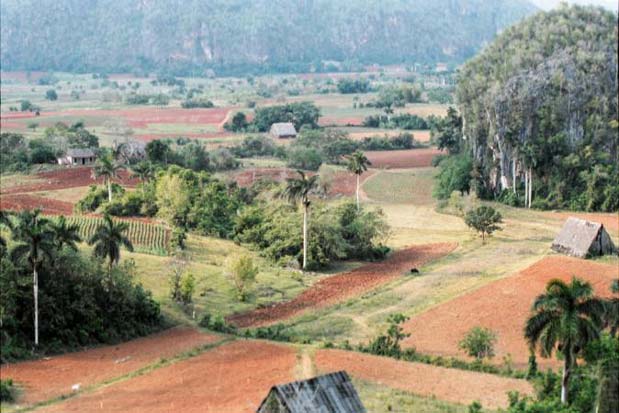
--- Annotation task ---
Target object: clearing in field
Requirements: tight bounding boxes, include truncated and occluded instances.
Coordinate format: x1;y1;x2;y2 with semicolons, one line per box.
364;148;443;169
37;340;297;413
0;327;221;408
315;349;533;410
401;256;619;369
226;243;457;328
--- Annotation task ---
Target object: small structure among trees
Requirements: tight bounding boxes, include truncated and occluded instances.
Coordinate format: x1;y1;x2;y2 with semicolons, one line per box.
57;148;96;166
551;217;616;258
270;122;297;139
257;371;366;413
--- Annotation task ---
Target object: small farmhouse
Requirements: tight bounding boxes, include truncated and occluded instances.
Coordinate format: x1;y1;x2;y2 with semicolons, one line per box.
270;122;297;139
57;148;97;166
256;371;365;413
551;217;616;258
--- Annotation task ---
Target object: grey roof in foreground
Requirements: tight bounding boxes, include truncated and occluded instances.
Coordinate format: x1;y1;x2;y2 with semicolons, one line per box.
257;371;365;413
551;217;616;258
270;122;297;137
66;148;96;158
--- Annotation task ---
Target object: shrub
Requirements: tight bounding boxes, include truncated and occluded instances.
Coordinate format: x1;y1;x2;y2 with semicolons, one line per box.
181;98;214;108
458;326;497;360
464;206;503;243
364;314;410;357
45;89;58;101
199;313;236;334
179;272;195;304
286;147;323;171
433;153;473;199
0;379;15;402
227;255;259;302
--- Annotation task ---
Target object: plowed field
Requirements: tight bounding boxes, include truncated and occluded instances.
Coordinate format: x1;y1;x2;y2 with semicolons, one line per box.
38;340;296;413
1;167;138;195
0;193;73;215
227;243;457;328
315;349;533;409
401;256;618;369
365;148;443;169
0;327;220;407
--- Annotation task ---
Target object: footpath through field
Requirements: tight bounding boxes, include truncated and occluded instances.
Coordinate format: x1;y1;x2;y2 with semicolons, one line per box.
227;242;457;328
401;256;618;369
0;327;221;408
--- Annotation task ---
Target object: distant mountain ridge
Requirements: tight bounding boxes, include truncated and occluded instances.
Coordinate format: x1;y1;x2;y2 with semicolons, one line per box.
0;0;538;75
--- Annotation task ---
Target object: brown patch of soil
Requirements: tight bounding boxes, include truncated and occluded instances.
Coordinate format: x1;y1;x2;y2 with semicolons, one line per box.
39;340;296;413
315;349;533;409
1;327;220;407
0;194;73;215
365;148;444;169
543;211;619;234
328;170;374;197
401;256;618;369
227;243;457;328
1;167;139;195
231;168;296;187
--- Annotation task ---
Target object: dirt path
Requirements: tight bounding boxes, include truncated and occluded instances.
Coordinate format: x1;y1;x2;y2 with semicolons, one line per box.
315;349;534;410
227;243;457;328
401;256;618;369
1;327;221;407
38;340;297;413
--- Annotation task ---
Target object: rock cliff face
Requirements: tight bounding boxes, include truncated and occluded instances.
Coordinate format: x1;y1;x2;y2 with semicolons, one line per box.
457;5;618;201
0;0;536;74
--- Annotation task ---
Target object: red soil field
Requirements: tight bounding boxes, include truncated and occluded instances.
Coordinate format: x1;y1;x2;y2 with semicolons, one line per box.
231;168;371;198
134;131;233;142
227;243;457;328
544;211;619;234
401;256;619;369
38;340;296;413
319;116;364;126
0;71;47;82
328;170;374;197
1;167;139;195
1;327;221;407
365;148;444;169
231;167;296;187
0;194;74;215
315;349;533;409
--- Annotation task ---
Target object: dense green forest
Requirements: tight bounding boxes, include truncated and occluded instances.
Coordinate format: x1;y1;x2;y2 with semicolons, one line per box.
444;5;618;211
0;0;536;75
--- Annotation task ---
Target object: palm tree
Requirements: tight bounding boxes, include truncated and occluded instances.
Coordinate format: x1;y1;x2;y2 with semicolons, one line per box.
130;161;155;184
49;216;81;251
92;155;124;203
10;209;55;346
281;170;319;270
88;214;133;272
604;279;619;337
0;211;12;255
525;277;604;404
346;151;371;209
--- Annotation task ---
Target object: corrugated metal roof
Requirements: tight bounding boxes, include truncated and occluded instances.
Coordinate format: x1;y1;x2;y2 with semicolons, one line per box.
551;217;615;258
270;122;297;137
257;371;365;413
66;148;96;158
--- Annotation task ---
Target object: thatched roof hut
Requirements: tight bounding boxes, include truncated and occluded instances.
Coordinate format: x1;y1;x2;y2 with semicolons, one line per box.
270;122;297;139
551;217;616;258
257;371;365;413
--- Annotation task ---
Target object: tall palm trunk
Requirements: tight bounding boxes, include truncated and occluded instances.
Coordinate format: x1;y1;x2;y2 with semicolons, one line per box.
528;168;533;208
33;264;39;346
356;174;360;210
302;203;308;270
107;178;113;202
524;169;528;207
561;352;572;404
